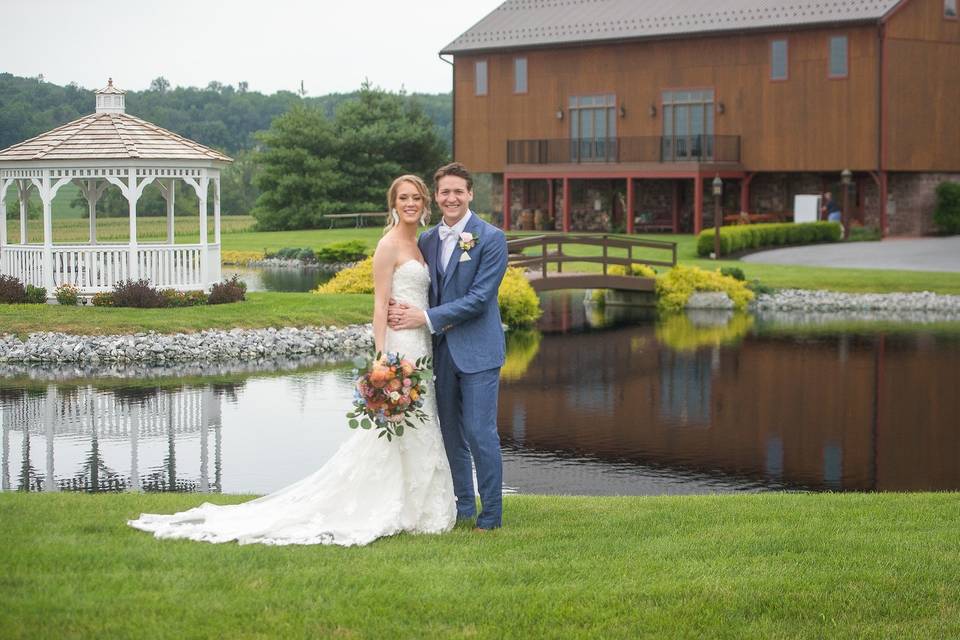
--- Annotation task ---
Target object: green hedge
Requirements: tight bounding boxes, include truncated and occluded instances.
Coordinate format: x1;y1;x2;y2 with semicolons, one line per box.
933;181;960;234
697;222;841;257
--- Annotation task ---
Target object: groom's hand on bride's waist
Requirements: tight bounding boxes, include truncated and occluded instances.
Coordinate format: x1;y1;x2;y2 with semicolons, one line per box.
388;298;427;331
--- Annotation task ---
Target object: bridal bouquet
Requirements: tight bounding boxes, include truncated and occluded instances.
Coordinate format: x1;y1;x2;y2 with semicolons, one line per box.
347;352;432;441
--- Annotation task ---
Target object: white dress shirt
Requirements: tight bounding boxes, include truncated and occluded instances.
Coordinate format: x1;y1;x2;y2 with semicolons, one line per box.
424;211;473;333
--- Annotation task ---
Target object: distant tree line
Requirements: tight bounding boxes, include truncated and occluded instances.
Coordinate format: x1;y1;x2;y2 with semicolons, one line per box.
0;73;452;220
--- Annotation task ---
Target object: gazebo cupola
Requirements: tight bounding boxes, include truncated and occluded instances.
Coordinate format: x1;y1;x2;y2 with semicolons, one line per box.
0;78;232;298
95;78;126;114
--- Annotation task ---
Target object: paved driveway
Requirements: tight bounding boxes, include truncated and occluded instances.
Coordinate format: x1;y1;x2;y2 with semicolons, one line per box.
741;236;960;272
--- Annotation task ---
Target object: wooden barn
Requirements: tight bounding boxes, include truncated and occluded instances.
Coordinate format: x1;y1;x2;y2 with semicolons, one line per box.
441;0;960;236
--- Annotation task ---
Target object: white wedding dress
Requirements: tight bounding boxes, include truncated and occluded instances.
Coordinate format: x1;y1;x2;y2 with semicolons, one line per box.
128;260;456;546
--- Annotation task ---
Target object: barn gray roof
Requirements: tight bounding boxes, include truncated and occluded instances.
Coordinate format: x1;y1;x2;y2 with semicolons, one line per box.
441;0;903;54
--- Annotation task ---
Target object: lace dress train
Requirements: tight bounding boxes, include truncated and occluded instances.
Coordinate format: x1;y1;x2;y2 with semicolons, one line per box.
127;261;456;546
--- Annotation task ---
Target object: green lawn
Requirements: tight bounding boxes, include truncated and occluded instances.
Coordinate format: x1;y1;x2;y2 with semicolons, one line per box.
0;291;371;338
1;492;958;639
4;215;255;244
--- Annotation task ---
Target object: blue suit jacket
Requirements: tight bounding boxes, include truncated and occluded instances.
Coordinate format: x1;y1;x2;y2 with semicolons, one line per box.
419;212;508;374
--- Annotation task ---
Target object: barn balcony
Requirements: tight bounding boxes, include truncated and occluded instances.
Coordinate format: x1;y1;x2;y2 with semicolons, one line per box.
506;135;741;166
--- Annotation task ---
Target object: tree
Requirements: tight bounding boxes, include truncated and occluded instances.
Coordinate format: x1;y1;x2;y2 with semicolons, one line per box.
251;82;448;230
149;76;170;93
251;105;346;230
332;82;448;213
220;149;260;214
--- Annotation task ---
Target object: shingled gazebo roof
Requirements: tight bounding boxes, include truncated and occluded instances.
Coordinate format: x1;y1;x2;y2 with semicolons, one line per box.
0;112;232;163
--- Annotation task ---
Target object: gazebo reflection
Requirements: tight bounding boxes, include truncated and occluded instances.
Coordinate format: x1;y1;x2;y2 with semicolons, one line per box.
0;383;224;493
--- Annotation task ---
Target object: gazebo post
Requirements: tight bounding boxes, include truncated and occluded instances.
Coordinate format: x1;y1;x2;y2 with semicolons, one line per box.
158;178;175;244
40;174;55;292
198;171;210;286
0;180;7;251
17;179;29;244
214;176;221;245
127;168;139;280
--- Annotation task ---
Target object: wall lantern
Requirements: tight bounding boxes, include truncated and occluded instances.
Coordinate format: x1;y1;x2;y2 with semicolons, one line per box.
619;105;626;118
555;108;564;120
717;102;725;115
648;104;657;117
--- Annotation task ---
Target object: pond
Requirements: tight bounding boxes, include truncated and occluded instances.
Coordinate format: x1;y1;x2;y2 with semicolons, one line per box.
222;265;333;292
2;290;959;496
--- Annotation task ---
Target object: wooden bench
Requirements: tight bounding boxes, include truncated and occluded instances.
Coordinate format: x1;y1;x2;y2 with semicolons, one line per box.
324;212;387;229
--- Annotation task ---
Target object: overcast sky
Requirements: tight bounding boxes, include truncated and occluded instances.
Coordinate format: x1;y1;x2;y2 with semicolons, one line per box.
0;0;502;95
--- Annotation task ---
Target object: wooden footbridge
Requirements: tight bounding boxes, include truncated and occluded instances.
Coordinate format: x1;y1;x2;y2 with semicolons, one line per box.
506;234;677;292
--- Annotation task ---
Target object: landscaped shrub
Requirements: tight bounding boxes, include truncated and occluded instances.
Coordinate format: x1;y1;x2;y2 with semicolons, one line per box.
498;267;542;328
655;265;755;312
24;285;47;304
161;289;208;307
933;181;960;234
112;279;166;308
720;266;746;281
608;263;657;278
295;248;317;263
847;225;882;242
91;292;114;307
696;222;841;256
315;256;375;294
55;283;80;306
207;275;247;305
316;240;368;263
0;275;26;304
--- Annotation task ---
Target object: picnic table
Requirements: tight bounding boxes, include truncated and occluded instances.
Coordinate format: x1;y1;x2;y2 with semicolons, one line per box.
324;212;387;228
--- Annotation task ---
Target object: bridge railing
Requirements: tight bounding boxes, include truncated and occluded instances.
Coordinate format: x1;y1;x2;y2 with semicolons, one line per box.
506;234;677;279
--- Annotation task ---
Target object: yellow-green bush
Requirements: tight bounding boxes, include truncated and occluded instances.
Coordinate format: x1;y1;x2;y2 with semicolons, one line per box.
315;256;374;294
498;267;542;328
655;265;754;312
608;263;657;278
221;250;266;265
655;313;754;352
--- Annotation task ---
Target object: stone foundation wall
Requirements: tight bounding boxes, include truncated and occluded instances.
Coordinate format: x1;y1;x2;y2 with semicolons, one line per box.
748;173;824;215
887;173;960;236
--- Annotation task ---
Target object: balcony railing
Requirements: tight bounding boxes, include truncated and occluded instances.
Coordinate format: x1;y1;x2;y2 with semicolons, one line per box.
506;135;741;164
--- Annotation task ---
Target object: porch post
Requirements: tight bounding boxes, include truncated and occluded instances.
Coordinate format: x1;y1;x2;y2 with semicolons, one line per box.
672;180;680;233
547;179;555;229
502;175;511;231
879;171;888;237
127;168;139;280
41;175;54;292
693;174;704;236
199;171;210;286
739;172;754;214
626;177;635;234
562;177;571;233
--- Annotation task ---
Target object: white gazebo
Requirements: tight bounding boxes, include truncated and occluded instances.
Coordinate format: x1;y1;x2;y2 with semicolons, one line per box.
0;79;232;296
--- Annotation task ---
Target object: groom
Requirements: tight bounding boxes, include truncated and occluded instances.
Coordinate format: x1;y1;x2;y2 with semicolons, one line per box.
387;162;508;530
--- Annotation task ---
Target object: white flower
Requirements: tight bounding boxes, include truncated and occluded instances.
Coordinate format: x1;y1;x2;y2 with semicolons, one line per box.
389;391;401;402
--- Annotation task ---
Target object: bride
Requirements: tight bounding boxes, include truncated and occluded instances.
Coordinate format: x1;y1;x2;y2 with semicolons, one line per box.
128;175;456;546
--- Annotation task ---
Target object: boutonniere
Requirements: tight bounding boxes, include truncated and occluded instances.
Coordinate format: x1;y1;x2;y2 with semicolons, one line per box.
458;232;478;262
458;232;478;252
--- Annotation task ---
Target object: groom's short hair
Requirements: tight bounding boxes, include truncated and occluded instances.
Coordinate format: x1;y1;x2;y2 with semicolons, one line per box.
434;162;473;192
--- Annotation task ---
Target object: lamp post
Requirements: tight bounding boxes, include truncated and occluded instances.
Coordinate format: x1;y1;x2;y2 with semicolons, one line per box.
841;169;852;240
712;174;723;259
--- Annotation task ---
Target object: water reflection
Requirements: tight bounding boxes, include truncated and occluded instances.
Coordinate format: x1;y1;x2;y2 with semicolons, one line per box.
498;306;960;492
2;293;959;495
223;266;332;292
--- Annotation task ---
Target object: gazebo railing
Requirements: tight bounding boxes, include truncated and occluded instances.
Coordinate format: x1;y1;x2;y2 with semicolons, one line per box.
0;243;220;293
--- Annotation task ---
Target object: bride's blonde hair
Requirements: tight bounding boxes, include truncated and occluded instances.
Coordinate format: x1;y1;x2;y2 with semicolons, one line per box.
385;174;432;232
